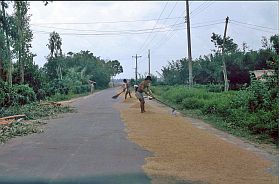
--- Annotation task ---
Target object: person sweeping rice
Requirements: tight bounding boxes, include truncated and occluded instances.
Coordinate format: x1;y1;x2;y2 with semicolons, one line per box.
123;79;132;99
135;76;154;113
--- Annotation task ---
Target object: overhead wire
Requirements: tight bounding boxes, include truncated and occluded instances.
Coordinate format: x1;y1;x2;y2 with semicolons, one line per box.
136;1;169;54
30;16;185;25
143;9;186;53
230;19;278;31
189;1;208;15
32;20;226;37
149;14;185;50
30;22;185;33
191;1;214;19
152;21;225;50
138;1;179;56
230;21;278;34
151;1;215;50
151;1;217;51
31;26;187;36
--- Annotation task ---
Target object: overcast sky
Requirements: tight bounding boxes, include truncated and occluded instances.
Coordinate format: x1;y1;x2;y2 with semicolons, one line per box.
27;1;278;79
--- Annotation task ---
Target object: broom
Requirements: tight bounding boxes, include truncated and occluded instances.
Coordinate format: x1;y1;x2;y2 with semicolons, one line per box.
112;90;124;99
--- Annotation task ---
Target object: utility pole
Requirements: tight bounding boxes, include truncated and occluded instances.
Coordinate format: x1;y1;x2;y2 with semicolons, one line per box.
148;49;151;76
186;0;193;87
222;16;229;91
132;54;142;84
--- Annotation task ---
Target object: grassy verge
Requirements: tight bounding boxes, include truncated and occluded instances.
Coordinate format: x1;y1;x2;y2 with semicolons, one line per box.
46;91;92;102
0;93;80;143
151;85;278;146
0;103;73;120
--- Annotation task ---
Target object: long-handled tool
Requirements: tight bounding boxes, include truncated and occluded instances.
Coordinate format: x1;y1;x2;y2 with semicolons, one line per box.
112;90;124;99
152;97;177;115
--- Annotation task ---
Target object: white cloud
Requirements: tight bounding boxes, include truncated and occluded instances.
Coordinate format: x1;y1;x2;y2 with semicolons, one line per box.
27;1;278;79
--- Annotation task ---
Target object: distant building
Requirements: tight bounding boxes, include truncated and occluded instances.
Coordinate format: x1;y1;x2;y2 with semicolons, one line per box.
249;70;275;81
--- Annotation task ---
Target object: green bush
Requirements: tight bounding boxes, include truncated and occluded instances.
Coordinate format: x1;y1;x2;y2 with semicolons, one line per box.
206;84;224;92
47;93;69;102
36;89;46;101
202;97;231;117
44;79;70;96
0;82;36;107
74;86;82;94
230;90;251;109
181;98;205;109
0;90;5;106
80;85;90;93
12;84;36;105
73;85;89;94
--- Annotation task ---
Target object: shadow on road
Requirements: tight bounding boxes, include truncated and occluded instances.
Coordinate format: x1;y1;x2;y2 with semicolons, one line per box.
0;173;150;184
0;173;205;184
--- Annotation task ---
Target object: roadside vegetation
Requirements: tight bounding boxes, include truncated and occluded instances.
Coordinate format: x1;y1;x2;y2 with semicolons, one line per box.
151;34;279;146
0;1;123;143
152;84;278;145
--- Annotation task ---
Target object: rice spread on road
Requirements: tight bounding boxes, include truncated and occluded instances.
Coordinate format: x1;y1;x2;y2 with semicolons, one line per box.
114;96;278;184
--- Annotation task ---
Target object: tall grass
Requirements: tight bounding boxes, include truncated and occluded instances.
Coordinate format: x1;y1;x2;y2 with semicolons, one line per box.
152;85;278;145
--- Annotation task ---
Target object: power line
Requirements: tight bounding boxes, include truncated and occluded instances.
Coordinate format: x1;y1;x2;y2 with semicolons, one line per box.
138;1;179;55
31;16;185;25
31;26;187;36
30;22;185;33
32;21;225;37
160;1;178;26
230;19;278;31
191;1;214;18
190;1;208;15
152;21;224;50
31;18;224;35
230;22;277;34
136;1;169;54
192;21;224;28
151;2;217;52
192;19;225;25
143;10;186;53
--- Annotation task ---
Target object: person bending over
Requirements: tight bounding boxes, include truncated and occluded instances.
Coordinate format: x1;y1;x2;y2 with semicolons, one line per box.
135;76;153;113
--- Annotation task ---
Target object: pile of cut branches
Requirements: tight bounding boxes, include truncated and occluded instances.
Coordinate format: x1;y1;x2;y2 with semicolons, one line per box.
0;115;44;143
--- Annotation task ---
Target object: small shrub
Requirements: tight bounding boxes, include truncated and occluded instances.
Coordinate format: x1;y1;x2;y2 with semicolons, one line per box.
36;89;46;101
230;90;250;109
206;84;224;92
0;82;36;107
181;98;205;109
202;97;231;117
12;84;36;105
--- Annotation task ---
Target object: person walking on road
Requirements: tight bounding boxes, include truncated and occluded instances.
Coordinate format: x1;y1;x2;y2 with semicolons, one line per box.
135;76;153;113
89;80;96;94
123;79;132;99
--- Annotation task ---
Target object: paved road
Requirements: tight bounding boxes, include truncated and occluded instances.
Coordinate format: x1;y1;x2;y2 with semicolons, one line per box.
0;88;151;184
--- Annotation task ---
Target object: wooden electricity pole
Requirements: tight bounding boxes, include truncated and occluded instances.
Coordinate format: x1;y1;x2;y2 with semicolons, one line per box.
186;0;193;86
222;16;229;91
132;54;142;84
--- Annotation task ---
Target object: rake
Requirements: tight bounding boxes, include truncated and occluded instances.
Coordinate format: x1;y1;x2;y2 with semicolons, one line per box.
152;97;177;115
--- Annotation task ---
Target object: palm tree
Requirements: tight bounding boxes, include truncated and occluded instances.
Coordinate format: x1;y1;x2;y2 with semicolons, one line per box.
47;31;62;58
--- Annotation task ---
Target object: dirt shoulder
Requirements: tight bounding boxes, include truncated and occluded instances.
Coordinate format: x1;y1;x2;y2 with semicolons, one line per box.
114;95;278;184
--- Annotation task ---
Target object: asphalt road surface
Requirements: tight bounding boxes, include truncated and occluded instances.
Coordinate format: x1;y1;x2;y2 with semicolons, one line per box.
0;88;151;184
